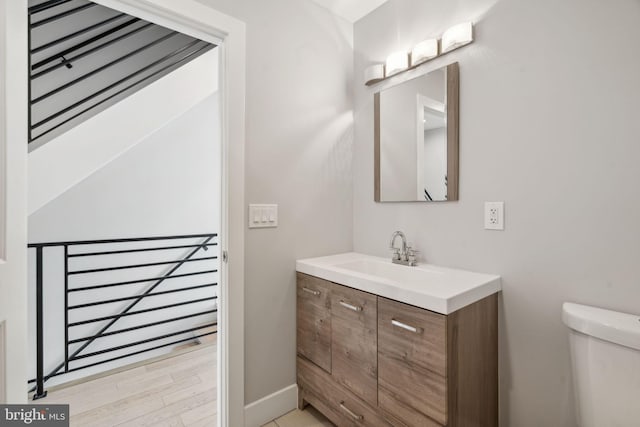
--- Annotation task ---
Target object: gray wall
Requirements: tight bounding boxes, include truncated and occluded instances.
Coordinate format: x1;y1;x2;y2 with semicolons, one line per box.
354;0;640;426
197;0;354;404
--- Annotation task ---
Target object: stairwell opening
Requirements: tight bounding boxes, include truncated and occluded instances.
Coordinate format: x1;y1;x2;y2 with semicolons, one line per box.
26;1;222;425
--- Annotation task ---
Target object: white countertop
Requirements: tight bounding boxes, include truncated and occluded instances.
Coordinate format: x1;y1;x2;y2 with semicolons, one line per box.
296;252;501;314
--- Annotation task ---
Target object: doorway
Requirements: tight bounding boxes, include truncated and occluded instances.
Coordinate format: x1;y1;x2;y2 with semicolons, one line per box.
0;1;246;426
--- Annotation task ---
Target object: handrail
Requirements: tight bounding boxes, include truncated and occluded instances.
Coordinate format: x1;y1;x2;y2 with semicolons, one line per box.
31;22;155;79
28;232;218;248
31;43;214;141
31;17;141;70
68;242;217;257
31;30;179;104
27;0;217;143
32;38;204;129
68;269;218;292
29;0;75;15
30;2;97;28
70;322;218;361
68;309;218;344
67;255;217;275
68;283;216;309
31;13;128;54
68;297;218;327
29;233;218;399
29;331;216;381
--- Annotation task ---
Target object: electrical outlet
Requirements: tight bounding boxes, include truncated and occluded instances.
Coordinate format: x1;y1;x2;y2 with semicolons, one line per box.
484;202;504;230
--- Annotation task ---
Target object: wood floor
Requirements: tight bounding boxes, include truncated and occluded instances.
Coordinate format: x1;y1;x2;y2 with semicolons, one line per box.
262;407;334;427
37;343;217;427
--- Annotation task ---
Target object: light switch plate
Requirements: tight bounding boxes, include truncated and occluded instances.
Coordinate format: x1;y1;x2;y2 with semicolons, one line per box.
484;202;505;230
249;204;278;228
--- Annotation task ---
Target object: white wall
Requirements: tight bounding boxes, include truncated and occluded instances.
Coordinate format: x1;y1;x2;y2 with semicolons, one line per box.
28;48;218;214
28;94;220;386
423;127;446;201
354;0;640;425
0;0;29;404
29;93;220;240
196;0;354;406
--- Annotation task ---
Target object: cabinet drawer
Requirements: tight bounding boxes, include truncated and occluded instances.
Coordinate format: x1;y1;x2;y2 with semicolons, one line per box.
298;356;391;427
297;273;332;372
378;297;447;425
331;283;378;408
379;386;442;427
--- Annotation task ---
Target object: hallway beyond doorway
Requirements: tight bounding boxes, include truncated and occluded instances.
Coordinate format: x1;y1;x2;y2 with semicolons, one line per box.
37;342;216;427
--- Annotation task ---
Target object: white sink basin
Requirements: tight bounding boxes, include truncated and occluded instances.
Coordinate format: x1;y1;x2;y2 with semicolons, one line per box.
335;259;444;284
296;252;501;314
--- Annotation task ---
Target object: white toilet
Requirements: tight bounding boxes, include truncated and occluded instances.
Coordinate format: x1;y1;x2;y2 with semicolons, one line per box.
562;302;640;427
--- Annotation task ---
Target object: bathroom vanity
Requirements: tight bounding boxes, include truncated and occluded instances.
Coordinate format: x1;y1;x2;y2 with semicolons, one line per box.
296;253;501;427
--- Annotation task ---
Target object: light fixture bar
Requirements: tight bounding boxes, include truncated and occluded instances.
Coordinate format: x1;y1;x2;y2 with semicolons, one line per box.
364;22;474;86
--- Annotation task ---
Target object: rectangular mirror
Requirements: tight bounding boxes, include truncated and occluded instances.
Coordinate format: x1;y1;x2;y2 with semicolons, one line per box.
374;62;459;202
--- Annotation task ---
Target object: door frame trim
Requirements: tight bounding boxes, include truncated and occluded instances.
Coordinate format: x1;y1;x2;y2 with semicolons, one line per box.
24;0;245;424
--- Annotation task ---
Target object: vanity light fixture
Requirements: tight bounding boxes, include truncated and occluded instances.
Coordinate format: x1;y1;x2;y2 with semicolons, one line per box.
385;51;409;77
364;22;474;86
411;39;439;67
441;22;474;53
364;63;385;86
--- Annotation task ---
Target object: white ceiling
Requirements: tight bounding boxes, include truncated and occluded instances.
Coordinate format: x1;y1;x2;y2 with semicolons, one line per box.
310;0;389;23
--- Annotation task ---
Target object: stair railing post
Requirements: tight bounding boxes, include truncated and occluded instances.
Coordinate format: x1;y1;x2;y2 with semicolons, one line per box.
33;246;48;400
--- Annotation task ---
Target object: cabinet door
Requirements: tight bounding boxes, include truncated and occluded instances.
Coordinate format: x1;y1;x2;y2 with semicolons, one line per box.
331;283;378;408
378;297;447;426
297;273;332;372
298;356;392;427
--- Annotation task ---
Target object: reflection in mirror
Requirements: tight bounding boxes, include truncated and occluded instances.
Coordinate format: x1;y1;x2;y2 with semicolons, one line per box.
374;63;459;202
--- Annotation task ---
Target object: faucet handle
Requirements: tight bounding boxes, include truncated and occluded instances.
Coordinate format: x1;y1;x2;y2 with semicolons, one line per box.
390;247;401;260
406;246;420;265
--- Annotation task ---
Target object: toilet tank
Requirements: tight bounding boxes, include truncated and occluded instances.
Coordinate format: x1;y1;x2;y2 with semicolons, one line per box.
562;303;640;427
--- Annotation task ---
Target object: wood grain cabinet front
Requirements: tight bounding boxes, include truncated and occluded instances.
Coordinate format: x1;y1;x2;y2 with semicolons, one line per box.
296;273;498;427
297;273;332;373
299;356;391;427
330;283;378;408
377;297;448;426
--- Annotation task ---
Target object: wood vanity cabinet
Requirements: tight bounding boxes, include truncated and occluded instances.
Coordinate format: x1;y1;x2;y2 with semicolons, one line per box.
330;283;378;407
296;272;498;427
297;273;332;372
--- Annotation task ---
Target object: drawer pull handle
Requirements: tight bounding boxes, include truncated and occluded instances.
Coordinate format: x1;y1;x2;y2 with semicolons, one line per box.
392;319;423;334
339;401;363;421
302;287;320;296
339;300;363;312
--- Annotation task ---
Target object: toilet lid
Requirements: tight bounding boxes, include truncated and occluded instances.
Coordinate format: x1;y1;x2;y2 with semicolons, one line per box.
562;302;640;351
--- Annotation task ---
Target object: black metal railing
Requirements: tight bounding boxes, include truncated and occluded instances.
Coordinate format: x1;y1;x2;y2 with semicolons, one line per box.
28;233;219;400
28;0;216;143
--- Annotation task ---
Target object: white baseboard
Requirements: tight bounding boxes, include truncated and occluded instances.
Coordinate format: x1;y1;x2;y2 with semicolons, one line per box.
244;384;298;427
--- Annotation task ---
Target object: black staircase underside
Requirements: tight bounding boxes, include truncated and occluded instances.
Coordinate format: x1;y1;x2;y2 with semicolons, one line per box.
28;0;216;144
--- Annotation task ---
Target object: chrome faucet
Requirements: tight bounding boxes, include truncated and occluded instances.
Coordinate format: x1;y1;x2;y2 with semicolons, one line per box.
389;231;418;266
